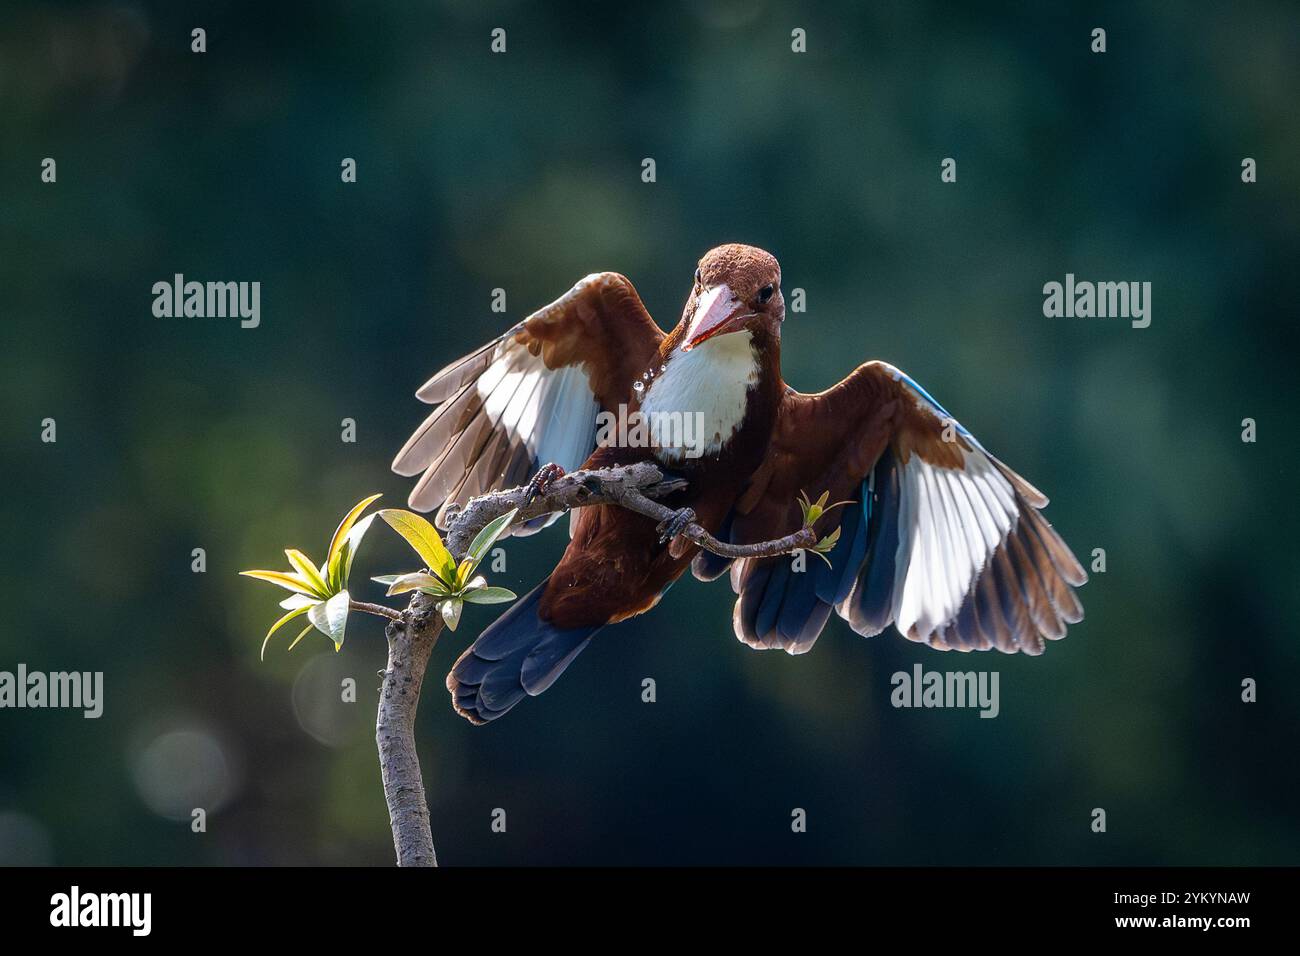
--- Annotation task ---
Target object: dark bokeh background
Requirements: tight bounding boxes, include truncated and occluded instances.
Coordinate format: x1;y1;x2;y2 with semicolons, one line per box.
1;0;1297;865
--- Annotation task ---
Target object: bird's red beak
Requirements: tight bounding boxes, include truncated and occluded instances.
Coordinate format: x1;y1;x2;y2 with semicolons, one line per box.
682;284;753;351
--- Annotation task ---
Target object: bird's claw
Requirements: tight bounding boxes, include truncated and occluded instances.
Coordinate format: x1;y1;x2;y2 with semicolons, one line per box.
524;462;567;506
657;507;696;545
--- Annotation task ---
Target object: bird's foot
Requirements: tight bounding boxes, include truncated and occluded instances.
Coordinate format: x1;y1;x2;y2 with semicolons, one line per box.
524;462;567;506
657;507;697;545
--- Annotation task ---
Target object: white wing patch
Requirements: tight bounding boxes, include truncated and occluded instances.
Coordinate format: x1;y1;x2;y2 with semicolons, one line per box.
890;447;1018;640
532;365;599;472
393;332;598;517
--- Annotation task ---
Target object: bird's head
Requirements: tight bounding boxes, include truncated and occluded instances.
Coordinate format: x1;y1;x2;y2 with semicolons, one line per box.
679;244;783;352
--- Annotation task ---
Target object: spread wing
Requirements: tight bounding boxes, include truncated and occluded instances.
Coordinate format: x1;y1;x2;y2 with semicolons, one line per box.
713;361;1086;655
392;273;664;530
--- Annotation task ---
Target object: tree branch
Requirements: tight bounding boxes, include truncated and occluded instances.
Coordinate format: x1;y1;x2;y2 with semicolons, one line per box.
439;461;687;556
377;460;821;865
376;591;439;866
439;460;818;559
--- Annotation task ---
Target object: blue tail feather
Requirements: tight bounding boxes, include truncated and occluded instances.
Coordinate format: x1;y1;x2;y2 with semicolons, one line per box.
447;577;601;724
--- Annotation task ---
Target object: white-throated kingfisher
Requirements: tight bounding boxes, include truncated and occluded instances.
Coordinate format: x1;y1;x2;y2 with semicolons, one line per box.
393;244;1086;724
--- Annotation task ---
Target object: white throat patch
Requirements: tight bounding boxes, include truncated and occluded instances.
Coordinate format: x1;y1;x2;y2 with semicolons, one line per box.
641;332;760;462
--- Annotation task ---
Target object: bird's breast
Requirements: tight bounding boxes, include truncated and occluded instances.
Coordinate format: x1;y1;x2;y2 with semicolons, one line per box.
638;333;761;464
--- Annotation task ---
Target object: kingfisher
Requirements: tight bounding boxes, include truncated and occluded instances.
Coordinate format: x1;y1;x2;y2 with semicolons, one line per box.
393;244;1086;724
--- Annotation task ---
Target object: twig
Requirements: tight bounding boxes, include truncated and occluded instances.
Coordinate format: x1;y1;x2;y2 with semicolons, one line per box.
614;486;819;558
378;460;821;866
351;599;402;622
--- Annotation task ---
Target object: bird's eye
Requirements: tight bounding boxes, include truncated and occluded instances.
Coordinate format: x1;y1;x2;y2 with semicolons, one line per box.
758;284;774;303
695;269;702;285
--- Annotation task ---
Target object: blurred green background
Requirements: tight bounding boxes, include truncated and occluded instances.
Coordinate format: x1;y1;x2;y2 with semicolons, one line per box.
1;0;1297;866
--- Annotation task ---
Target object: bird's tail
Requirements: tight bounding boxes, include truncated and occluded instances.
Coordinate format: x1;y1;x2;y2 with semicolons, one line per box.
447;577;603;724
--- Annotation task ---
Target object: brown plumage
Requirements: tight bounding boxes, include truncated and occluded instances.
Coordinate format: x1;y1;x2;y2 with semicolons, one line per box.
393;244;1086;723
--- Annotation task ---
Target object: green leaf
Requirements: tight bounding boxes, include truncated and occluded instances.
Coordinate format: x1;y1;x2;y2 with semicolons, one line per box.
308;590;351;651
462;586;517;605
455;558;475;588
382;572;447;596
797;489;853;529
260;604;312;660
326;494;382;577
328;512;376;592
440;598;463;631
286;622;316;652
806;547;834;568
378;509;455;583
462;508;517;578
797;489;819;525
285;549;329;597
813;526;842;553
240;569;319;597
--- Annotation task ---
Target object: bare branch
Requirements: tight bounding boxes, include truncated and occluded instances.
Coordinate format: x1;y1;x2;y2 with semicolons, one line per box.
613;486;819;558
441;460;816;559
440;461;687;556
350;599;402;622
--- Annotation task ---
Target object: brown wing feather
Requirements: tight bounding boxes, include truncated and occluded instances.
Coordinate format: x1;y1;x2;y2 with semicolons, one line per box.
393;272;664;517
728;361;1086;655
